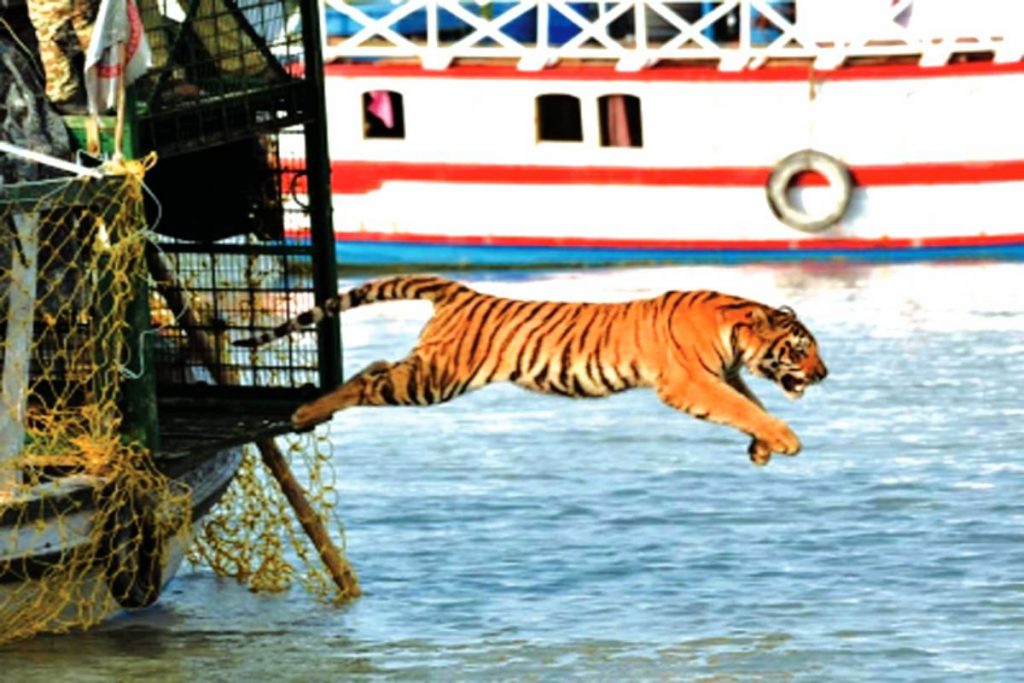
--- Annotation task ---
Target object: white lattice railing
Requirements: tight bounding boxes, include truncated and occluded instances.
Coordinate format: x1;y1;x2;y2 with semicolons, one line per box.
321;0;1024;71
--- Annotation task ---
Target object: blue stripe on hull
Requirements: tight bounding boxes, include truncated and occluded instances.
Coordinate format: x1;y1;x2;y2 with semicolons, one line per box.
327;241;1024;268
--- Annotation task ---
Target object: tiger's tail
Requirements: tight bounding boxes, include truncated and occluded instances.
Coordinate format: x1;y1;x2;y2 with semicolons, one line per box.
233;275;463;348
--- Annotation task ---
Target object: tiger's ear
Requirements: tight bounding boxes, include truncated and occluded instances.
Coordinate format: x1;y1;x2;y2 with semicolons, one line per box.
771;306;797;325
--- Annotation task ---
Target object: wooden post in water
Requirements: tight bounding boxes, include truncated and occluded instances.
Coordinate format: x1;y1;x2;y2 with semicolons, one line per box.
256;440;361;598
146;248;359;598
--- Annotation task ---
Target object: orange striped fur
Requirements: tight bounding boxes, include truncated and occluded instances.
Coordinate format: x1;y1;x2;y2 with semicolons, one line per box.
235;275;827;465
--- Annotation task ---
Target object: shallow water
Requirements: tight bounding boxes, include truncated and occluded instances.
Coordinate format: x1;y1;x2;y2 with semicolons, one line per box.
4;262;1024;682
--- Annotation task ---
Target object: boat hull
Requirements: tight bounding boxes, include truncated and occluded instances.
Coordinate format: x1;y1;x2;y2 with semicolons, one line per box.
315;61;1024;268
0;448;242;637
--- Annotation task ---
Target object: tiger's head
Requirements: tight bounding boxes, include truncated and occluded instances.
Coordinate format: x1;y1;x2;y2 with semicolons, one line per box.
741;306;827;399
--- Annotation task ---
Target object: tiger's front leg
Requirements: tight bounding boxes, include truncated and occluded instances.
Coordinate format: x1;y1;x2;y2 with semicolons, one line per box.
726;373;778;466
657;375;801;466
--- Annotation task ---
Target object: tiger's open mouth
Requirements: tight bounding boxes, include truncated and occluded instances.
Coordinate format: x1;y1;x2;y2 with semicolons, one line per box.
781;374;806;397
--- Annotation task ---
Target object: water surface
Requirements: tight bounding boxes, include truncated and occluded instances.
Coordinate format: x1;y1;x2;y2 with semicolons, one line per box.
3;262;1023;682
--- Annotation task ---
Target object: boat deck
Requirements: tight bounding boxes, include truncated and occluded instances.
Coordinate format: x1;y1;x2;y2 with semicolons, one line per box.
157;405;296;461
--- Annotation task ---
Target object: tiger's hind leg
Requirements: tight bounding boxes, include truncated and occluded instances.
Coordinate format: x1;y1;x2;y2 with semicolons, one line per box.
291;355;458;431
291;360;394;431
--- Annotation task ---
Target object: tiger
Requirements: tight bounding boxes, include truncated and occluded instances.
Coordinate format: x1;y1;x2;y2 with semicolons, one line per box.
235;275;827;466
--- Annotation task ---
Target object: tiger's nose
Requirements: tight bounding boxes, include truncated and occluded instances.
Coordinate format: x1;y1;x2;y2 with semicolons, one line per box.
814;363;828;382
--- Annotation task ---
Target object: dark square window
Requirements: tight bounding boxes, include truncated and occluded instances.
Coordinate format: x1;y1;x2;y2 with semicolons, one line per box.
536;94;583;142
363;90;405;139
599;94;643;148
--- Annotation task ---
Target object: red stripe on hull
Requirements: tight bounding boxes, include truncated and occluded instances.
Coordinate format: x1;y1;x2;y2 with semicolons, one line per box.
288;229;1024;252
328;159;1024;194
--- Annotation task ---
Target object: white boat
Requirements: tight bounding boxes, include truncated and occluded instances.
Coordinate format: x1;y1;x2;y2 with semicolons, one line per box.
309;0;1024;266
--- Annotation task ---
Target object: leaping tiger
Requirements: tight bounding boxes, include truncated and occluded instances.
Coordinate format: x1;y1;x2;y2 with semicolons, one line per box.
235;275;827;466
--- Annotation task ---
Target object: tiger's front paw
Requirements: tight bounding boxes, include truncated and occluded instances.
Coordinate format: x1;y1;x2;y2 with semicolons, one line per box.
757;421;802;457
748;439;772;467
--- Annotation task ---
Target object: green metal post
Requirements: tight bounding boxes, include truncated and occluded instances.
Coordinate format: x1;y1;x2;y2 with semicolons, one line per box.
117;98;160;452
300;0;343;391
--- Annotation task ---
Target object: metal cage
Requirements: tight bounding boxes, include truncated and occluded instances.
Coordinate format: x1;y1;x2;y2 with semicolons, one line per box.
135;0;340;424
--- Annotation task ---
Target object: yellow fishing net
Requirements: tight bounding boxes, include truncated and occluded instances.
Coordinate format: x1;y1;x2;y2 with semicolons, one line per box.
0;161;190;645
188;432;357;601
0;160;357;647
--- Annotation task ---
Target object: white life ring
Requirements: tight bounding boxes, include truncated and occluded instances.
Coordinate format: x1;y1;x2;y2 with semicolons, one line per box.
766;149;852;233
